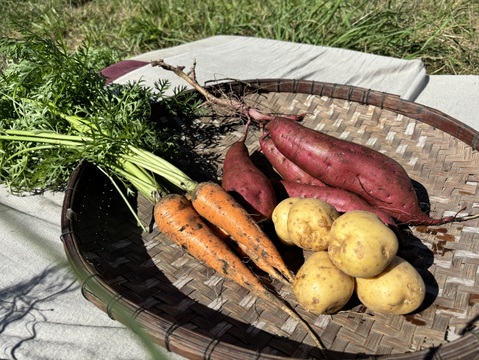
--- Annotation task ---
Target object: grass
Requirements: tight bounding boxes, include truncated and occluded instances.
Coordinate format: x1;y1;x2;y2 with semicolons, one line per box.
0;0;478;75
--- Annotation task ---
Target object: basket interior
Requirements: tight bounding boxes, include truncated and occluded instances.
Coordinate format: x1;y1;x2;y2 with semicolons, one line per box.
63;81;479;359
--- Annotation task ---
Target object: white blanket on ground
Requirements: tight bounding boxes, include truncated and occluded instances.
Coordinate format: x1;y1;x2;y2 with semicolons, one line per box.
122;35;428;101
1;36;478;360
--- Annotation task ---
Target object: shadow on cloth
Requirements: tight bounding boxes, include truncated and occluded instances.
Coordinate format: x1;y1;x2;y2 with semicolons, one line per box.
0;265;79;359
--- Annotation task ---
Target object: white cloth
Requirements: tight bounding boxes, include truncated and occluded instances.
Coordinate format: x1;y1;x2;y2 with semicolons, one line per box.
0;190;163;360
415;75;479;130
2;36;478;360
122;35;427;101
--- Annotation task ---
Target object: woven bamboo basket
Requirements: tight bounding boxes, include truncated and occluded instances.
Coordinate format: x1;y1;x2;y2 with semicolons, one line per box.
60;79;479;360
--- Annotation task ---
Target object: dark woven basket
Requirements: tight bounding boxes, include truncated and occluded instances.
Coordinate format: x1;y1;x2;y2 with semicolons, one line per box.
61;79;479;360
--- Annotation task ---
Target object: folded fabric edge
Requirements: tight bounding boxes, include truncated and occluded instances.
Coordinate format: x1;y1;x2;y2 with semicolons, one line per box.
101;36;243;83
130;35;243;61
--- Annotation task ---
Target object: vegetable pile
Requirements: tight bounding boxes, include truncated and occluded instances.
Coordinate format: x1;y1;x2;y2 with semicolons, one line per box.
2;36;478;351
149;60;479;319
0;36;325;348
152;60;479;229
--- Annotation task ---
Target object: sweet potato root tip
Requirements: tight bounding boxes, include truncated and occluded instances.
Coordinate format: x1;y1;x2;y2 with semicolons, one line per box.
400;212;479;226
191;181;294;285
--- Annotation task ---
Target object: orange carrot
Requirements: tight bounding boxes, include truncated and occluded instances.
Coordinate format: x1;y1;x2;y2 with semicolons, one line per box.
153;194;324;349
206;220;250;260
189;181;295;285
155;194;264;289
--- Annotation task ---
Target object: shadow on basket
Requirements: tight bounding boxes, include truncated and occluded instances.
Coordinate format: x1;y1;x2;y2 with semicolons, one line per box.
62;162;339;359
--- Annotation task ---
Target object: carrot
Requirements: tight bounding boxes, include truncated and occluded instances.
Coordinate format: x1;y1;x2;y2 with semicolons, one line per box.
155;194;258;285
209;219;294;281
265;117;470;225
206;219;249;260
190;181;295;285
133;144;294;287
222;122;277;221
154;194;325;349
259;134;326;187
120;142;294;285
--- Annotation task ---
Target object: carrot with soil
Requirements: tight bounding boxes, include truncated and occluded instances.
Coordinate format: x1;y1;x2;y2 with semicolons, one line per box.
206;220;250;260
154;194;325;349
190;181;294;285
154;194;258;284
121;147;294;285
222;121;277;221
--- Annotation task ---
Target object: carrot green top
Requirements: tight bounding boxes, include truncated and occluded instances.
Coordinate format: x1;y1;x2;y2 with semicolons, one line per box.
0;35;201;230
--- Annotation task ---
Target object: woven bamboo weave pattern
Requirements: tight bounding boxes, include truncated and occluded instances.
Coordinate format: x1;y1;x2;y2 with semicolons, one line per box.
61;79;479;360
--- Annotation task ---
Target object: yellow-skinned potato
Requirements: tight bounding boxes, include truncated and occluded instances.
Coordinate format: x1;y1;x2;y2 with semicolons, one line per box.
294;251;355;315
272;197;301;246
328;210;398;278
287;198;339;251
355;256;426;315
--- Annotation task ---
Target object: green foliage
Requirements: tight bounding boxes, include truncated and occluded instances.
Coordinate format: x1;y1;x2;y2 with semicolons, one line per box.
0;35;200;194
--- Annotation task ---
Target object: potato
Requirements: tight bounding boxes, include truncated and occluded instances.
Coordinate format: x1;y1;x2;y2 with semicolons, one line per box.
272;197;301;246
328;210;398;278
355;256;426;315
287;198;339;251
294;251;355;314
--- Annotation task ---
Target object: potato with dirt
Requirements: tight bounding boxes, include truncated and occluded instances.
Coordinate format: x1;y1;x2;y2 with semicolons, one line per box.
328;210;398;278
355;256;426;314
271;197;301;246
294;251;355;315
286;198;339;251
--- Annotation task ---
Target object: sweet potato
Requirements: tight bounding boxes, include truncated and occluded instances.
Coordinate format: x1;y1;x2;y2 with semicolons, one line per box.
265;117;454;225
153;59;473;226
259;135;326;187
275;180;395;225
222;125;277;221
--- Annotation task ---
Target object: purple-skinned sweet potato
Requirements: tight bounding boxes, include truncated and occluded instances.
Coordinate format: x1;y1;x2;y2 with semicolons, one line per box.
260;135;326;187
265;117;458;225
275;180;395;226
222;125;277;221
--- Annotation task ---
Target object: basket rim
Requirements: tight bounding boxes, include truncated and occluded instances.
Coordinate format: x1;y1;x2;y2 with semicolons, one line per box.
60;78;479;360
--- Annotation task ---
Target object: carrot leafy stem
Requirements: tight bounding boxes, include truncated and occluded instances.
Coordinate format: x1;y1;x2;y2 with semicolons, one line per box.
1;34;202;229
